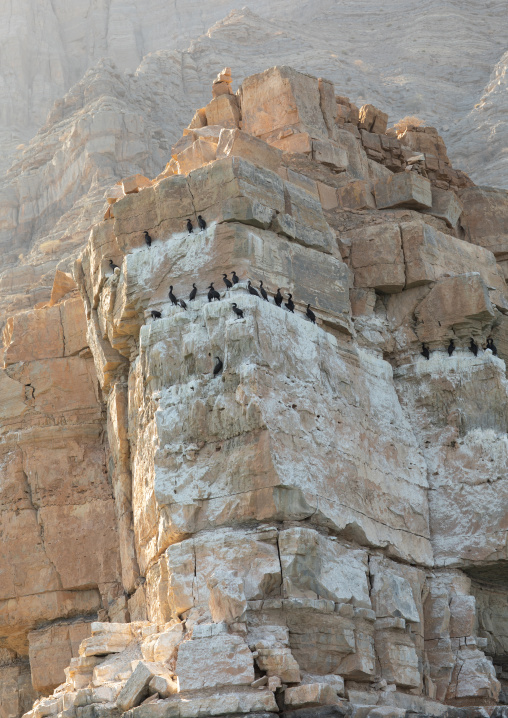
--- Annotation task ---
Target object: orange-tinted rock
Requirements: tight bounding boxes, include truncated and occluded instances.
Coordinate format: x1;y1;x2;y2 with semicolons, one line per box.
122;174;152;195
358;104;389;134
348;222;405;293
240;66;329;142
204;95;240;129
28;621;92;694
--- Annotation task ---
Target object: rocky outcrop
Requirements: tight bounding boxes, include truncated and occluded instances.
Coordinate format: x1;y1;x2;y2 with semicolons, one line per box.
1;64;508;718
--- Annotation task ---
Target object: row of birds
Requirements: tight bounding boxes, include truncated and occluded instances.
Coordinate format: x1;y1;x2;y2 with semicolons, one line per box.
146;272;317;324
421;337;497;359
109;218;208;271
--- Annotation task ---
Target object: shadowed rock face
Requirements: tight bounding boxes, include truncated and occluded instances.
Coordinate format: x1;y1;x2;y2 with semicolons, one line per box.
1;65;508;718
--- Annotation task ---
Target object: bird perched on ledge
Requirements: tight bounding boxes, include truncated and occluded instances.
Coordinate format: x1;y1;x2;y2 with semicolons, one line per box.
208;283;221;302
469;338;478;356
213;357;223;376
186;219;193;233
144;231;152;247
150;310;161;319
448;339;455;356
259;281;268;301
285;293;295;313
109;259;120;271
168;286;178;306
248;281;259;297
231;271;239;285
232;303;244;319
179;298;187;310
306;304;316;324
198;215;207;231
421;344;430;360
274;289;283;307
189;283;197;301
223;273;232;289
486;337;497;355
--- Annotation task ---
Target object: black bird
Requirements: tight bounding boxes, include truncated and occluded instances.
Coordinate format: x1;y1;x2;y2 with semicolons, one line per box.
213;357;223;376
189;283;197;301
223;273;233;290
179;299;188;310
306;304;316;324
487;337;498;355
168;286;178;306
285;293;295;313
259;281;268;301
232;303;244;319
198;215;207;231
248;281;259;297
447;339;455;356
144;231;152;247
274;289;283;307
208;283;221;302
150;310;162;319
109;259;120;271
421;344;430;360
186;219;193;233
231;271;239;285
469;338;478;357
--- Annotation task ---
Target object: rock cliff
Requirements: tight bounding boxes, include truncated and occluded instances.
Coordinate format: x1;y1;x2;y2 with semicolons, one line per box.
1;64;508;718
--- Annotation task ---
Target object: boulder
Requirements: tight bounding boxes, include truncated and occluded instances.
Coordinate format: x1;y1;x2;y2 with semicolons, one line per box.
204;95;240;129
336;180;375;210
422;186;463;228
459;186;508;260
374;172;432;210
122;174;152;195
175;634;254;690
285;684;339;708
414;274;496;343
347;222;405;293
240;66;329;142
216;128;283;173
176;138;217;174
359;104;389;134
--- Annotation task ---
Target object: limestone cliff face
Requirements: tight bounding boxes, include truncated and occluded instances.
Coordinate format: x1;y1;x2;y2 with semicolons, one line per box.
1;65;508;718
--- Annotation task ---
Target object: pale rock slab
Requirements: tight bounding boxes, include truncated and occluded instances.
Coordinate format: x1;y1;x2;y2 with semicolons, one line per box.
175;634;255;690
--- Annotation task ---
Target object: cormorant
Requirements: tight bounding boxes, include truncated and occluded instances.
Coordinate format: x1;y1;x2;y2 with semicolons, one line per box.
189;283;197;301
186;219;193;233
144;231;152;247
259;281;268;301
248;281;259;297
150;310;161;319
109;259;120;271
487;337;498;355
213;357;223;376
179;299;187;310
231;271;239;285
208;283;221;302
168;286;178;306
285;293;295;313
448;339;455;356
274;289;283;307
306;304;316;323
469;338;478;357
198;215;207;231
232;303;244;319
223;273;233;290
421;344;430;360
